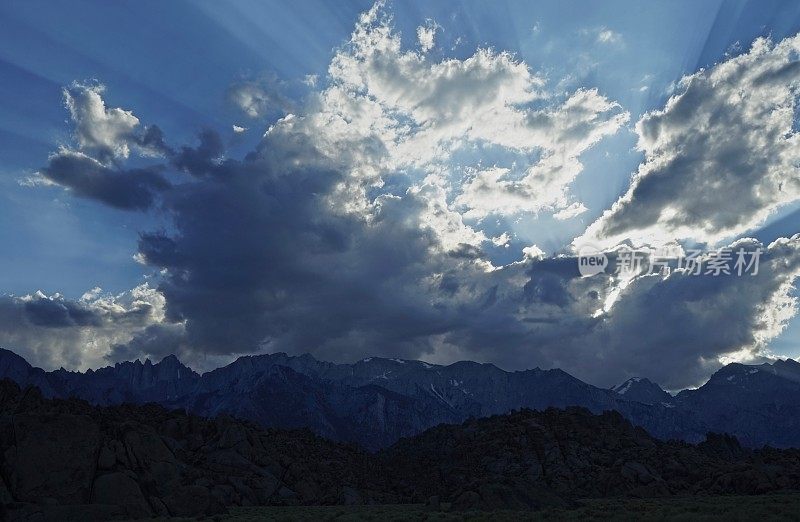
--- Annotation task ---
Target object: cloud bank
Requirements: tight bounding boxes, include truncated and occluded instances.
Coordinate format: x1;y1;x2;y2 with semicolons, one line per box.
5;4;800;389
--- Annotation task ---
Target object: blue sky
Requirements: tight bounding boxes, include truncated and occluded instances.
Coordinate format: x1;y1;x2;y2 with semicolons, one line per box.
1;0;799;385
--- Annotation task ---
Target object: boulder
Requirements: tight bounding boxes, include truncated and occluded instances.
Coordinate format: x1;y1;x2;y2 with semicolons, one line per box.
149;495;170;516
0;473;12;504
122;428;181;493
122;428;176;468
90;472;152;518
5;413;100;504
341;485;363;505
162;484;211;517
96;445;116;470
451;490;481;511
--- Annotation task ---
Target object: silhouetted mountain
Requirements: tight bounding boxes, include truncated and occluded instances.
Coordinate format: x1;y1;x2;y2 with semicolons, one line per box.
3;380;800;519
2;348;800;449
0;348;199;404
178;363;460;450
611;377;673;406
182;352;710;446
674;360;800;448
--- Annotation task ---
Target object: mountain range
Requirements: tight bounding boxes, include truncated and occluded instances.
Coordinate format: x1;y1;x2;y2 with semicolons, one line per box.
2;348;800;450
5;377;800;519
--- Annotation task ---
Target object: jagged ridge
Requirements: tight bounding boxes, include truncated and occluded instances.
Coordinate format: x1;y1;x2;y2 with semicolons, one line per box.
3;348;800;449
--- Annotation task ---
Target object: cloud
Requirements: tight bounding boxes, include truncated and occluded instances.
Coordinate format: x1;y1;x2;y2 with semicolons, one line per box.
63;82;170;162
416;20;439;53
324;3;627;221
596;28;622;45
63;82;140;161
13;4;800;390
35;83;172;210
452;89;627;218
228;78;293;118
442;235;800;389
491;232;511;247
553;202;588;220
171;130;225;178
582;236;800;388
131;121;469;362
333;7;627;153
579;35;800;248
40;149;170;210
0;285;169;370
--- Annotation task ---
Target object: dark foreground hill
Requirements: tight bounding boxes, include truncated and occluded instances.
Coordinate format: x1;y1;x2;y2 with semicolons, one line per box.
0;380;388;521
383;408;800;510
2;379;800;520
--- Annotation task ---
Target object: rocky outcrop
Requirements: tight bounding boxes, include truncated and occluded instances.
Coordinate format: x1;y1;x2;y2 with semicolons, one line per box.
4;412;100;505
381;408;800;505
90;472;151;518
0;380;383;520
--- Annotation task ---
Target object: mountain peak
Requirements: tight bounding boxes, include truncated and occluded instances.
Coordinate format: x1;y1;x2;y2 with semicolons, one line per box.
769;358;800;383
158;354;181;366
612;377;671;405
706;359;800;387
152;354;197;383
612;377;645;393
0;348;32;368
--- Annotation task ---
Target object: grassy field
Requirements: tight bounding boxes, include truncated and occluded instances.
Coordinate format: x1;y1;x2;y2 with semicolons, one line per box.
202;494;800;521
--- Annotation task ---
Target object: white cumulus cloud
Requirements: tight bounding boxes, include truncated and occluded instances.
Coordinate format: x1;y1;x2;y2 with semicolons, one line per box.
579;35;800;249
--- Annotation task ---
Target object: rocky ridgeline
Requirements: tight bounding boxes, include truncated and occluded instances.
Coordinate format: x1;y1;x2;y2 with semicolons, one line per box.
2;379;800;520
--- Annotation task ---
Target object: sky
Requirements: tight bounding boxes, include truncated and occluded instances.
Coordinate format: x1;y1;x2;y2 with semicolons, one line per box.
1;0;800;389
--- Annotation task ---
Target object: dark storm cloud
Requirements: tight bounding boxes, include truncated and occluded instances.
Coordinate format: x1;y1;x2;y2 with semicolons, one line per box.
40;151;170;210
23;297;103;328
460;237;800;389
137;125;173;157
585;238;800;388
132;125;460;362
523;256;581;307
171;130;225;177
107;323;186;364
